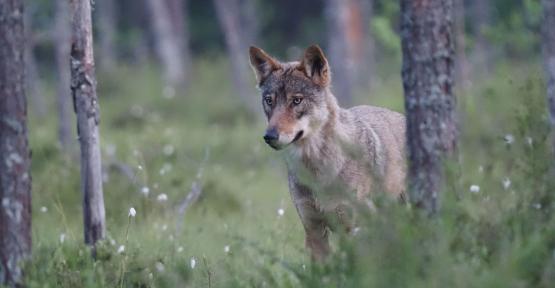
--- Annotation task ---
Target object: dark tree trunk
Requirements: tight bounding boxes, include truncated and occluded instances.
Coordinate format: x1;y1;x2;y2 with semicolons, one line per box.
401;0;458;215
213;0;258;113
0;0;32;286
96;0;117;72
454;0;470;89
469;0;493;72
70;0;106;248
24;6;46;118
145;0;186;89
55;0;73;151
542;0;555;156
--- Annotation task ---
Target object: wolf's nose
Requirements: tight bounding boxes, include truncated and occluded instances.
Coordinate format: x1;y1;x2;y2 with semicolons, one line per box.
263;128;279;143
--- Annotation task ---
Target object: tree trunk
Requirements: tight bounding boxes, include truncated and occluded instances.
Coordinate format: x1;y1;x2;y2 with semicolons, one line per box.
55;0;73;151
96;0;117;72
166;0;192;88
145;0;186;89
454;0;470;89
359;0;377;91
24;6;47;118
326;0;371;105
70;0;106;248
0;0;32;285
470;0;493;73
401;0;458;215
542;0;555;156
213;0;259;114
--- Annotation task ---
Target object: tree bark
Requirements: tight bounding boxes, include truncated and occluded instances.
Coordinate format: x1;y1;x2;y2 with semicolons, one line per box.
70;0;106;247
55;0;73;151
0;0;32;285
96;0;117;72
213;0;259;114
542;0;555;156
401;0;458;215
145;0;186;89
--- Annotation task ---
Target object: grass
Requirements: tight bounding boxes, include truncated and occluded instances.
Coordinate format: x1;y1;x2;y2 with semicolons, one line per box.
24;57;555;287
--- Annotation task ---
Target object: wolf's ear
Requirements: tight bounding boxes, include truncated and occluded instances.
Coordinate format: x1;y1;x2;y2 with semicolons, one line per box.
300;45;330;86
249;46;279;84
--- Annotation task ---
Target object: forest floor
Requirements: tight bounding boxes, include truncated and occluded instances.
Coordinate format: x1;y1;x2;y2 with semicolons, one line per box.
25;58;555;287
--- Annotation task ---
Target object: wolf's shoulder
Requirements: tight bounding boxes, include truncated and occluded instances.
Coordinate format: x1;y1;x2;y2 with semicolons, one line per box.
347;105;405;124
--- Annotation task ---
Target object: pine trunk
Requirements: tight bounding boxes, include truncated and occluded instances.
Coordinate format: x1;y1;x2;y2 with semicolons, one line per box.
542;0;555;156
0;0;32;285
145;0;185;89
213;0;258;113
70;0;106;247
401;0;458;215
55;0;73;151
454;0;470;89
96;0;117;72
24;7;46;118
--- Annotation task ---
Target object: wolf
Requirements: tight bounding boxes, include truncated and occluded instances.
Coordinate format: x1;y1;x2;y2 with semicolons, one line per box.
248;45;406;261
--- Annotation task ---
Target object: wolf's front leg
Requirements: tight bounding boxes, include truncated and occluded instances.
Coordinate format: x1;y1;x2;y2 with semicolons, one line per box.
288;173;330;261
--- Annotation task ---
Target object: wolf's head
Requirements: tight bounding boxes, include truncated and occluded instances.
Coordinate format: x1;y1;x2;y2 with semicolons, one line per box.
249;45;334;150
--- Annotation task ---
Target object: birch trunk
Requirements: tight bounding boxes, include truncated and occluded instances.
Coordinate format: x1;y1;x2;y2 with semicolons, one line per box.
70;0;106;247
145;0;185;89
542;0;555;156
0;0;32;285
56;0;73;151
401;0;458;215
213;0;258;114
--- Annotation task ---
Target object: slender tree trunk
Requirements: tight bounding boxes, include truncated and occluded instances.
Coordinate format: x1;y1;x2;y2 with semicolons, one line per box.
24;6;46;118
542;0;555;156
454;0;470;89
401;0;458;215
96;0;117;72
326;0;371;104
70;0;106;248
0;0;32;285
470;0;492;73
145;0;185;89
359;0;377;91
55;0;73;151
166;0;192;88
213;0;258;113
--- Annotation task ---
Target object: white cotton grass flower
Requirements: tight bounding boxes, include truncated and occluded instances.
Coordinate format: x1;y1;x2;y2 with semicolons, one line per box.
155;262;165;272
129;207;137;217
117;245;125;254
502;177;511;190
224;245;230;254
162;224;168;231
137;165;143;171
526;136;533;146
533;203;542;210
190;257;196;269
59;233;66;244
40;206;48;213
277;208;284;217
141;186;150;196
157;193;168;202
478;165;484;173
163;144;175;156
177;246;184;253
504;134;514;145
469;185;480;193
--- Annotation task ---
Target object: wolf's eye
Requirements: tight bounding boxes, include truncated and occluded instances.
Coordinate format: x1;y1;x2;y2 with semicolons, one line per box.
264;97;273;106
292;97;303;105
